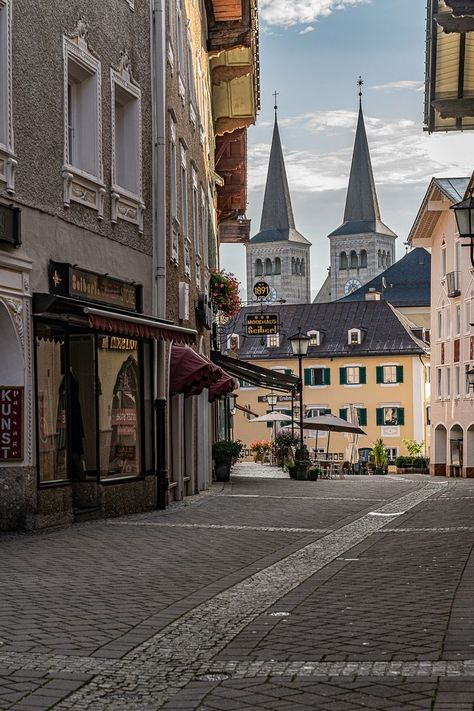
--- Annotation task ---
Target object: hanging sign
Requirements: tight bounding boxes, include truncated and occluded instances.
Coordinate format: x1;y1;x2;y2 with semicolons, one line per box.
246;313;279;336
0;387;23;461
253;281;270;299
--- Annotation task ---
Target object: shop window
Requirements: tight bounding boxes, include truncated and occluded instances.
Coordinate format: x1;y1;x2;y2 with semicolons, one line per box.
98;340;141;478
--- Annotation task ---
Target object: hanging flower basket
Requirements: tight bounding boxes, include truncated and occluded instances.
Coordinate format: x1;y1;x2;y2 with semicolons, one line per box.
210;269;241;317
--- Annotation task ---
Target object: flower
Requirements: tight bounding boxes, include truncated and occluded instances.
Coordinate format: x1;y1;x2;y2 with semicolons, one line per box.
210;269;241;317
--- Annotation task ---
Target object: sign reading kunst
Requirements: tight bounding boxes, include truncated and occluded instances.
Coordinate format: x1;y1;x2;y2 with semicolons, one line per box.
0;387;23;461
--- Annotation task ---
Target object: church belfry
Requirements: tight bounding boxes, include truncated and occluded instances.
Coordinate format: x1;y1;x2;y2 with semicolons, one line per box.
327;79;397;301
246;98;311;304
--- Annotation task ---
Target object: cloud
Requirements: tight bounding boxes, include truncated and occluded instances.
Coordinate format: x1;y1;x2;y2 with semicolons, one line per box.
369;80;425;92
299;25;315;34
247;110;474;195
259;0;370;27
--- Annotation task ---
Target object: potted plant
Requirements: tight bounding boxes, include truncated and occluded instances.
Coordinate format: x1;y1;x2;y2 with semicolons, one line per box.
371;438;388;475
250;439;271;463
212;440;243;482
295;446;311;481
209;269;241;318
308;466;320;481
274;431;300;468
287;458;296;479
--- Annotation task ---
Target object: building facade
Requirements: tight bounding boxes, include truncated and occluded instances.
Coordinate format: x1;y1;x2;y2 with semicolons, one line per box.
410;176;474;477
225;300;429;462
245;111;311;305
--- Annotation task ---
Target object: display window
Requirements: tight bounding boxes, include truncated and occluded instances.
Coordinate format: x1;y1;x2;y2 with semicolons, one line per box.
35;323;152;484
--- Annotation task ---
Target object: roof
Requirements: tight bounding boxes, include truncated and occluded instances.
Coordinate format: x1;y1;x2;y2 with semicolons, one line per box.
223;300;428;361
313;273;332;303
328;102;396;240
250;113;311;246
408;177;470;246
339;248;431;307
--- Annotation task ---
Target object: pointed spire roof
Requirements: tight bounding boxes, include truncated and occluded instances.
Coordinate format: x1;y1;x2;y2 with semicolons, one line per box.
329;82;396;239
259;114;295;231
250;102;310;245
343;100;381;223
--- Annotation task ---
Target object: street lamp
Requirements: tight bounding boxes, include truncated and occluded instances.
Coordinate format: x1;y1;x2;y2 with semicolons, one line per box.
288;328;310;453
267;391;278;411
451;187;474;267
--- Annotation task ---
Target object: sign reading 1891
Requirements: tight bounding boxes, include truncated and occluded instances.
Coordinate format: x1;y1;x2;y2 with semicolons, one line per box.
253;281;270;298
246;313;279;336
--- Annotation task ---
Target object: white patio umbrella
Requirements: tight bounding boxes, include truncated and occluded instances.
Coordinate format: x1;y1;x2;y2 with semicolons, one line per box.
301;414;366;456
249;412;294;423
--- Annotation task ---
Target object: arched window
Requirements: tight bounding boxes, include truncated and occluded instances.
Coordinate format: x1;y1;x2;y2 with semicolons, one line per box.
360;250;367;268
382;251;386;267
264;258;272;275
295;258;300;275
378;249;381;267
255;259;263;276
350;250;358;269
340;251;348;270
274;257;281;275
386;251;391;267
292;257;295;274
300;259;305;276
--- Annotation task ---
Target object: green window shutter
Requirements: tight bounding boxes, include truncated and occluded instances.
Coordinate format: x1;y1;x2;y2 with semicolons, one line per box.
324;408;331;415
376;366;383;384
396;365;404;383
304;368;312;386
339;408;348;420
359;367;367;384
283;409;292;417
358;408;367;427
323;368;331;385
238;378;244;387
340;367;347;384
285;369;293;375
376;408;384;426
397;408;405;426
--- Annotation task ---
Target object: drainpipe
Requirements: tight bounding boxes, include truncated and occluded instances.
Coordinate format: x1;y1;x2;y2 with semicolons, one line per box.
151;0;168;508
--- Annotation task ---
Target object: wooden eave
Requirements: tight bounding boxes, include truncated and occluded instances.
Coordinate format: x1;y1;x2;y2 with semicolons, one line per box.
219;219;251;243
215;128;249;239
206;0;254;53
408;182;453;246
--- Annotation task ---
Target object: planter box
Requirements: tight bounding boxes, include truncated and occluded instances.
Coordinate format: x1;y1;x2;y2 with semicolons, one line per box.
215;460;231;482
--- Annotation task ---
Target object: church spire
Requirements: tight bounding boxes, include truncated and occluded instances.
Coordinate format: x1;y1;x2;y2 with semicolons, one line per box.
343;78;381;224
259;94;296;232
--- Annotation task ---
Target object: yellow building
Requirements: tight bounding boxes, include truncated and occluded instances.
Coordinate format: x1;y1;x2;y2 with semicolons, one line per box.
226;299;429;463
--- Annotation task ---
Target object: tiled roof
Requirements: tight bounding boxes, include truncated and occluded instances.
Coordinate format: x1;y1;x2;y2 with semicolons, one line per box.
339;248;431;307
224;300;427;361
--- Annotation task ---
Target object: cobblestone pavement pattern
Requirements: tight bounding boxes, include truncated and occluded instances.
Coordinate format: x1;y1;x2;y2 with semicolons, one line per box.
1;465;474;709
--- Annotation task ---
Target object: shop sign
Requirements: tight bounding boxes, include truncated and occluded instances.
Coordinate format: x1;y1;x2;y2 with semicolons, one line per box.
0;204;21;248
246;313;279;336
49;262;140;312
99;336;137;351
0;387;23;461
253;281;270;299
258;394;292;403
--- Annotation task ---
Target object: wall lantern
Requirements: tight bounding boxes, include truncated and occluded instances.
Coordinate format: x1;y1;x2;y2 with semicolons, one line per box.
451;188;474;267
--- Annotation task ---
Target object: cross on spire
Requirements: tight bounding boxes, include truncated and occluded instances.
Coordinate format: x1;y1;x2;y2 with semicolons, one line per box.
357;76;363;105
273;90;279;119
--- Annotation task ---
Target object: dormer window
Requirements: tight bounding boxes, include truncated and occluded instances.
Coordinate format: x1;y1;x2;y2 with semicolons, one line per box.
348;328;363;345
307;330;322;346
267;334;279;348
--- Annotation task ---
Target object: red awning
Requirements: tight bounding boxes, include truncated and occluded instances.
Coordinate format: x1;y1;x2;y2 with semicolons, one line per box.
85;308;197;346
170;346;223;396
208;373;237;403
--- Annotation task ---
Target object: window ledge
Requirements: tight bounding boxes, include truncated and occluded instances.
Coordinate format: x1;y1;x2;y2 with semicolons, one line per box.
343;384;363;388
380;382;400;387
62;166;105;218
111;187;145;233
0;146;17;194
307;385;328;389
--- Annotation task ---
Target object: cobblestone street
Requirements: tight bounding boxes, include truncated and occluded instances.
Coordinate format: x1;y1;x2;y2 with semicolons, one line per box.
1;465;474;710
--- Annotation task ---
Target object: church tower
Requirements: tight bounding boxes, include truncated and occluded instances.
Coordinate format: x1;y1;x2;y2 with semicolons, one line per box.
246;101;311;304
327;81;397;302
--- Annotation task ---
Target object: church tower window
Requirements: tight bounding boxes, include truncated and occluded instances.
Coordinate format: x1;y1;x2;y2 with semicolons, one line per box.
301;259;305;276
340;252;348;270
386;251;391;267
360;250;367;268
264;258;272;275
274;257;281;275
255;259;263;276
350;250;358;269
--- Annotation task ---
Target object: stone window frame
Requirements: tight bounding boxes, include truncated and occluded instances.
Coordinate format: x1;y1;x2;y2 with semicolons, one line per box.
0;0;16;193
169;113;179;265
186;28;198;127
176;0;186;103
180;141;191;277
307;330;321;347
348;328;362;345
62;25;105;218
110;55;144;233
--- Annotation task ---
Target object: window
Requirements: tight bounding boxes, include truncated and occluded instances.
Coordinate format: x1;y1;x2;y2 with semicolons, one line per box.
360;249;367;268
437;367;442;398
437;311;443;339
340;366;366;385
238;378;254;389
456;240;461;273
386;251;391;267
426;406;431;425
169;115;178;221
274;257;281;275
63;29;104;215
465;301;471;333
191;166;200;255
456;304;461;336
376;365;403;384
255;259;263;276
455;365;461;398
180;143;188;239
301;259;305;276
201;186;208;267
426;364;431;383
385;447;398;464
307;330;321;346
378;249;381;267
340;252;348;270
446;308;451;339
446;366;451;398
176;0;185;100
304;367;330;386
339;406;367;426
187;35;197;124
348;329;363;345
265;258;272;275
0;0;14;191
306;406;331;417
441;246;447;277
267;334;279;348
376;407;404;426
350;250;358;269
111;58;143;231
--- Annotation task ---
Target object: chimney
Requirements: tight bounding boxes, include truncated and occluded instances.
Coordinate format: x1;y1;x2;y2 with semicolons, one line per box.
365;288;381;301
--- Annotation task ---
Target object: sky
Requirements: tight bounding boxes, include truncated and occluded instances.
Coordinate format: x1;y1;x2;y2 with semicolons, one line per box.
220;0;474;301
